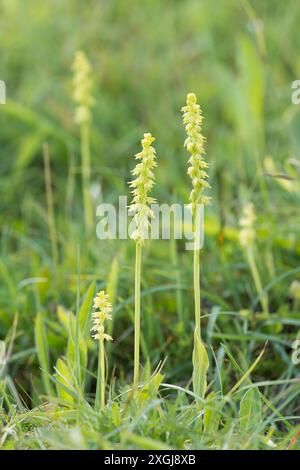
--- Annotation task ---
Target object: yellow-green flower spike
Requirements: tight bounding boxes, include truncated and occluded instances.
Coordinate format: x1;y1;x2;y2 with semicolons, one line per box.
91;290;113;342
72;50;94;125
289;281;300;301
239;203;255;247
182;93;211;211
129;133;157;245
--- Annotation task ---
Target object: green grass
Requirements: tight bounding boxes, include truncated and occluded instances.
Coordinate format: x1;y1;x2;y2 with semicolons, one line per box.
0;0;300;450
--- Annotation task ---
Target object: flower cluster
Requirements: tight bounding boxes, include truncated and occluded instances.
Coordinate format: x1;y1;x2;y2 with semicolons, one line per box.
91;290;113;342
72;50;94;125
182;93;211;211
129;133;157;245
239;203;255;247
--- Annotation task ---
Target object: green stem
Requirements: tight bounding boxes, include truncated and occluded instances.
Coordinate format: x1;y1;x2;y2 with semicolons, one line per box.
80;123;93;235
43;143;59;271
193;208;201;337
95;337;105;412
246;246;269;316
134;243;142;389
100;338;105;411
75;245;81;391
170;233;184;330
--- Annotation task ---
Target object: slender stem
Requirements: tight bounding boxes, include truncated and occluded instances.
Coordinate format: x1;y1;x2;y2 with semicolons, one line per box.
95;341;101;411
100;338;105;411
193;207;201;337
246;246;269;316
134;243;142;389
75;244;81;391
95;338;105;412
43;143;58;270
170;232;184;330
80;123;93;235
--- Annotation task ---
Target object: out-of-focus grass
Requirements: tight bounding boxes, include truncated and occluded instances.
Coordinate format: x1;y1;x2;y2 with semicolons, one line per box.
0;0;300;449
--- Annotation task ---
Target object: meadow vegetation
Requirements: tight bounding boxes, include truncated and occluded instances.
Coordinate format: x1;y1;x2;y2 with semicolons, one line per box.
0;0;300;450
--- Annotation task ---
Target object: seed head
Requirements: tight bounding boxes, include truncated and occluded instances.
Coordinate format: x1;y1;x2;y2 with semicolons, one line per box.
72;51;94;125
91;290;113;341
182;93;211;211
239;203;255;247
128;133;157;245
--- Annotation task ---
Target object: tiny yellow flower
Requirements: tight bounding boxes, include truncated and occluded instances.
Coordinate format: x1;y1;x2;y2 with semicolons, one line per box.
239;203;255;247
72;50;94;125
182;93;211;211
91;290;113;341
129;133;157;245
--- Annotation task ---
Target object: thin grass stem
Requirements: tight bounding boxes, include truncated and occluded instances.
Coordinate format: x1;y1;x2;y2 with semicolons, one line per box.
170;230;184;330
80;123;93;235
193;207;201;337
134;243;142;388
95;339;102;411
101;340;105;410
246;247;269;316
43;143;58;270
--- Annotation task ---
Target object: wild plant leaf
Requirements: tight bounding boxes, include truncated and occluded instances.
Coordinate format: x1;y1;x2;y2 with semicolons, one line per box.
67;313;87;384
15;132;46;171
227;345;266;397
239;387;262;433
106;253;121;336
121;431;173;451
57;305;71;333
107;254;120;306
35;312;52;395
78;281;95;334
0;340;6;367
204;391;221;433
55;358;75;405
111;402;121;427
138;372;164;405
192;330;209;399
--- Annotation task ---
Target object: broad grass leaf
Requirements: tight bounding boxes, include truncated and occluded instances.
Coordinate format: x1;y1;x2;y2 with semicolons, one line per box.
204;391;221;433
78;281;95;334
15;133;46;171
0;340;6;365
107;254;120;306
57;305;71;333
192;330;209;399
35;312;52;395
121;431;173;451
106;253;121;335
55;358;75;405
111;402;121;427
239;387;262;433
137;372;164;407
67;313;87;384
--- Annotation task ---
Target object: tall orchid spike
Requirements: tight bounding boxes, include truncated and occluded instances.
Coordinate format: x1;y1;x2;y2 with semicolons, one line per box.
182;93;211;212
72;50;94;125
92;290;113;412
91;290;113;342
128;133;157;244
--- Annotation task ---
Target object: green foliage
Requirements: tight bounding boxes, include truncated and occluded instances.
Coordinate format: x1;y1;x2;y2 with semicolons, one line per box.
192;332;209;399
78;281;95;334
0;0;300;451
239;387;262;434
55;357;75;405
35;312;53;396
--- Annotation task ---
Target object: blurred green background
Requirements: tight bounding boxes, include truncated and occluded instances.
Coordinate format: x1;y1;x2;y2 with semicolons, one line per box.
0;0;300;399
